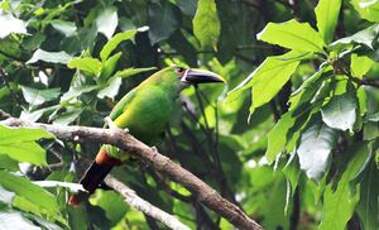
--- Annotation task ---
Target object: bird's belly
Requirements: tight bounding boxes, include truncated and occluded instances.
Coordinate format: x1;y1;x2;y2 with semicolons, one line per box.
114;95;174;144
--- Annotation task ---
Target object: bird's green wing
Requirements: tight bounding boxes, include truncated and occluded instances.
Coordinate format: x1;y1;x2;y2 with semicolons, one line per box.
109;88;137;120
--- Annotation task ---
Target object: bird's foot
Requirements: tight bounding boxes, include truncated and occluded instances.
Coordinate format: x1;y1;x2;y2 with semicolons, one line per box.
104;116;129;133
151;146;159;153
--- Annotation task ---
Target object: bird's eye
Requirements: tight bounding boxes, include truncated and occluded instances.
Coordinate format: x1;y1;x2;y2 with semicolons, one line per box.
175;67;185;74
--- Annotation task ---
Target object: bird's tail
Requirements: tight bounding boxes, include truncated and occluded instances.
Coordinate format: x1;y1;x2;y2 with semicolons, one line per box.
68;148;121;206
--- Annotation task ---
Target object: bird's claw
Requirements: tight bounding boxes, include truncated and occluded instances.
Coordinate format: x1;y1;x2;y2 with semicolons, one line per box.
105;116;129;133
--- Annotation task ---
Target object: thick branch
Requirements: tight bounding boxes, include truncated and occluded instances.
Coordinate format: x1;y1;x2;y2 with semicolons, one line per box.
104;175;190;230
0;117;263;230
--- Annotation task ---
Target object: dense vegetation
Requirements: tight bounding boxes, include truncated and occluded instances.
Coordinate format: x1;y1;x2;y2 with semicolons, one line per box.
0;0;378;229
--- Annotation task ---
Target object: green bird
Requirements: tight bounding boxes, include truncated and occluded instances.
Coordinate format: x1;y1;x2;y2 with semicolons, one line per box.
69;66;224;204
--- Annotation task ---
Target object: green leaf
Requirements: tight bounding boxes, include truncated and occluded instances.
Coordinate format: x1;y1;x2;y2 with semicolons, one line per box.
96;6;118;39
351;54;374;79
193;0;220;49
331;24;379;49
26;49;72;65
0;125;54;166
357;161;379;230
297;122;337;180
247;52;301;112
97;76;122;99
320;144;370;230
20;86;60;106
114;67;157;78
50;20;77;37
351;0;379;22
0;155;18;171
265;112;296;163
148;2;180;44
67;57;102;75
99;52;122;81
315;0;342;44
89;189;128;226
0;171;60;217
53;108;82;126
289;68;328;112
0;14;27;39
0;211;40;229
257;19;325;52
100;30;137;61
321;92;357;132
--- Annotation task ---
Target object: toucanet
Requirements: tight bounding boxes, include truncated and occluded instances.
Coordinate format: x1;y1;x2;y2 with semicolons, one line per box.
69;66;225;205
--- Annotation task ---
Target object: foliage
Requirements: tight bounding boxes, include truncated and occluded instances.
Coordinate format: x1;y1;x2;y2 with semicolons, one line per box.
0;0;378;229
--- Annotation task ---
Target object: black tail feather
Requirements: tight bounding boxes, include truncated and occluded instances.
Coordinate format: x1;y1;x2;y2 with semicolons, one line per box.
79;161;114;194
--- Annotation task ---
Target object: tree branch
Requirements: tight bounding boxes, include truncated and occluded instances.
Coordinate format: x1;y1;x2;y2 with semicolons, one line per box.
0;116;263;230
104;175;190;230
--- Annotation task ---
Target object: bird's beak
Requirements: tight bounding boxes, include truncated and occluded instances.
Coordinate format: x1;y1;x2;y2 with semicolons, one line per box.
181;69;225;84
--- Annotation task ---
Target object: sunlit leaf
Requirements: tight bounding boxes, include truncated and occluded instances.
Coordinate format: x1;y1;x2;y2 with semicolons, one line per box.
96;6;118;39
67;57;102;75
351;0;379;22
315;0;342;43
0;125;53;166
297;121;337;180
0;171;60;218
321;92;357;132
26;49;72;64
0;14;27;38
351;54;374;78
100;30;137;61
257;19;325;52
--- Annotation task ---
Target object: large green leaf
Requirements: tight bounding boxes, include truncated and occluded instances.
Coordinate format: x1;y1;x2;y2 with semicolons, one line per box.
96;6;118;39
67;57;102;75
193;0;220;49
357;161;379;230
148;2;180;44
331;24;379;49
100;30;137;61
351;0;379;22
265;112;296;163
315;0;342;43
0;125;54;166
0;14;27;39
351;54;374;79
0;171;60;219
297;122;337;180
229;51;304;102
26;49;72;65
20;86;60;106
89;189;128;226
320;144;371;230
321;92;357;132
248;52;301;112
257;19;325;52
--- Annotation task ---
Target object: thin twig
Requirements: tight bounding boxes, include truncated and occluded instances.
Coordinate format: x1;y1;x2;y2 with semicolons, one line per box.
104;175;190;230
